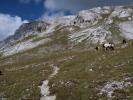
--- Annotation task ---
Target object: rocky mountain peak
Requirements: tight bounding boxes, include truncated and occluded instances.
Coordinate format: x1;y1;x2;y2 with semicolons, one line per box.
1;6;133;56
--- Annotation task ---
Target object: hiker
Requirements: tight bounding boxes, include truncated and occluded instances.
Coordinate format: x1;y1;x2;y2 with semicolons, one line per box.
95;46;98;51
122;39;127;44
0;70;2;75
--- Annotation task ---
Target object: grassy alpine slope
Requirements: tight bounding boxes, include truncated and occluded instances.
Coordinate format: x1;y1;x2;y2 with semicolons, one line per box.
1;6;133;100
0;40;133;100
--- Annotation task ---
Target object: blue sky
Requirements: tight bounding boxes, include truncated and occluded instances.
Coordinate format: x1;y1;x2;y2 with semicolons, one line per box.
0;0;44;20
0;0;133;41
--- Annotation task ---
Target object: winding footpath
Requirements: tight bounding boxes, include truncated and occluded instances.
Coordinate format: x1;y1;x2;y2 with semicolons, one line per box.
39;64;59;100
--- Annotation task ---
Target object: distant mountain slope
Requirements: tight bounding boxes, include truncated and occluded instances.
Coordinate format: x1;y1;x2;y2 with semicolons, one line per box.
0;6;133;56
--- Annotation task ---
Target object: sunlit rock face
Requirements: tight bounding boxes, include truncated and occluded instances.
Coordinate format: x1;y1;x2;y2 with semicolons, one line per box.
1;6;133;56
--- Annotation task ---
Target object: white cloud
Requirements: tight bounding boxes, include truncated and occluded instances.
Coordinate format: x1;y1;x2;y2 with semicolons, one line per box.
40;10;66;20
44;0;133;14
42;0;70;19
44;0;96;14
44;0;59;11
43;0;102;18
0;13;28;41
